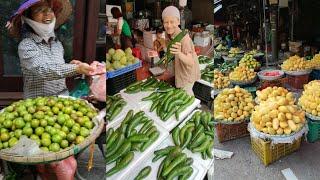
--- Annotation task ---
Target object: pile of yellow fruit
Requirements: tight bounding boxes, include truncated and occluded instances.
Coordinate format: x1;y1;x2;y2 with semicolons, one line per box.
256;87;295;104
281;55;313;71
251;97;305;135
298;80;320;117
213;69;230;89
239;54;261;70
229;47;241;54
308;54;320;69
214;86;254;122
229;66;257;82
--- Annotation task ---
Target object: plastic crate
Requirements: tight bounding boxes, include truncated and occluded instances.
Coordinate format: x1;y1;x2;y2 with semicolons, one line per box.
310;69;320;80
216;121;249;143
307;118;320;143
287;74;309;89
193;81;213;107
106;61;141;78
107;70;137;95
251;136;301;166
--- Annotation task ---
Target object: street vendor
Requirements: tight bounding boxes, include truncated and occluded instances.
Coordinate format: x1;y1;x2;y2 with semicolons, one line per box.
6;0;92;178
110;7;134;49
162;6;200;95
7;0;94;99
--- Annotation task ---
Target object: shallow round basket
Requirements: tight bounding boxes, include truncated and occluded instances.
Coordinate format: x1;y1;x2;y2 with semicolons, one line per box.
230;76;257;86
0;97;106;164
305;112;320;121
283;69;312;76
248;121;308;139
253;52;265;58
213;117;250;125
258;70;284;81
222;56;237;62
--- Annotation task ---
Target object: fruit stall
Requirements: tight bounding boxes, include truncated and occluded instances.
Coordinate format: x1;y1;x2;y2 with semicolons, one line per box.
106;77;216;180
211;39;320;167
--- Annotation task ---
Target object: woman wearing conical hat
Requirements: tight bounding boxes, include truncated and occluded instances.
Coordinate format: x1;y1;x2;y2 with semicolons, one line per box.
7;0;94;99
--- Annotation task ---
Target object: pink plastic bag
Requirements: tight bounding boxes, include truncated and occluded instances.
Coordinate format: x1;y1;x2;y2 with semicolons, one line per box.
36;156;77;180
88;61;106;76
89;74;106;102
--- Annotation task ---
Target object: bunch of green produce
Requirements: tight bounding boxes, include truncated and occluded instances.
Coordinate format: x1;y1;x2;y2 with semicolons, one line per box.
172;111;214;160
156;30;188;66
106;48;139;71
152;146;194;180
125;77;172;94
239;54;261;70
106;95;127;121
142;89;195;121
0;97;97;152
198;55;213;64
106;110;160;177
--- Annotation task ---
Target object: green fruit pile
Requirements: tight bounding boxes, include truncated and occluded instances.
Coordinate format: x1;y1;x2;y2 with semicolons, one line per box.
0;97;97;152
106;48;139;72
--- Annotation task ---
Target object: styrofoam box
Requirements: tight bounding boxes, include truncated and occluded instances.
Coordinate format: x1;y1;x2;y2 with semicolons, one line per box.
142;98;201;132
120;90;153;111
124;136;207;180
106;117;169;180
176;109;215;170
106;102;138;129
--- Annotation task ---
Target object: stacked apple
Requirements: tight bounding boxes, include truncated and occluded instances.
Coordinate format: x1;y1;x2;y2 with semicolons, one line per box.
0;97;97;152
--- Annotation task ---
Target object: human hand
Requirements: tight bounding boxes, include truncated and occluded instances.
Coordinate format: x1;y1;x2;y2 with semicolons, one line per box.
70;60;82;65
76;63;95;76
170;42;182;55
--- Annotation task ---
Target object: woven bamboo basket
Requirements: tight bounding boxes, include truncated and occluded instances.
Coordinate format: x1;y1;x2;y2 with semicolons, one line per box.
0;97;105;164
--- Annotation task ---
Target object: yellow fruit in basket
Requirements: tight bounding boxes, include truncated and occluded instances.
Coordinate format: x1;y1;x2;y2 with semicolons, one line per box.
285;113;292;120
299;80;320;116
214;86;254;121
284;127;292;135
213;69;230;89
251;95;305;134
229;66;256;82
272;118;280;130
281;55;313;71
277;128;284;135
288;120;297;131
278;106;289;113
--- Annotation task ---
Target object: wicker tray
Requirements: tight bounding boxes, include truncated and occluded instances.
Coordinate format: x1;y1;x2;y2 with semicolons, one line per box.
0;97;106;164
215;119;250;143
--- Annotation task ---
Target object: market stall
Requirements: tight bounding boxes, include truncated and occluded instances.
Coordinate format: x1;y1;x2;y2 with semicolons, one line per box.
106;78;218;179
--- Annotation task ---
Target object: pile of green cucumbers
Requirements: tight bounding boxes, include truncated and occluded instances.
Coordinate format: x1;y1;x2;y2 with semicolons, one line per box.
153;146;194;180
125;77;172;94
142;89;195;121
172;111;214;160
106;110;160;177
106;95;127;121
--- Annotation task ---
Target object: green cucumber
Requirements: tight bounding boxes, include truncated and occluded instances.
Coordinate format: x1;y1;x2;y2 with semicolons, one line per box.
128;134;149;143
172;127;180;146
106;151;134;177
106;141;131;165
140;131;160;152
121;110;134;125
106;133;125;158
162;153;187;176
106;131;118;150
134;166;152;180
191;136;211;153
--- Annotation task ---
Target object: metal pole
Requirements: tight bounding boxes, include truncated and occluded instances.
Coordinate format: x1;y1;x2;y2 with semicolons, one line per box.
263;0;268;67
271;5;278;64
